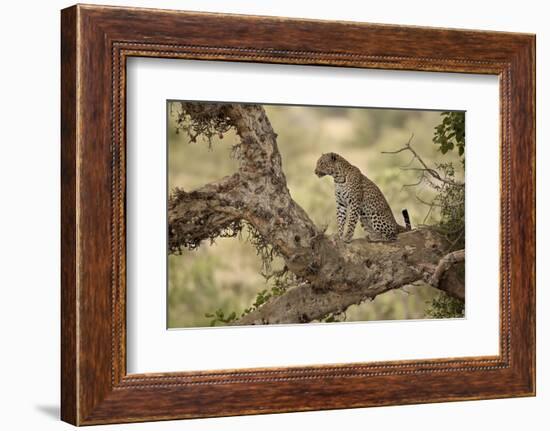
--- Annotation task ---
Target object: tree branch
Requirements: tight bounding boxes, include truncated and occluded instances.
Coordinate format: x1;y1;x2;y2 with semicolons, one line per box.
427;249;465;292
235;230;464;325
382;134;465;187
168;174;244;252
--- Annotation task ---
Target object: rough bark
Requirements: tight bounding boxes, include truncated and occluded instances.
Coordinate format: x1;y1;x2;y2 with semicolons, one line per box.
168;102;464;325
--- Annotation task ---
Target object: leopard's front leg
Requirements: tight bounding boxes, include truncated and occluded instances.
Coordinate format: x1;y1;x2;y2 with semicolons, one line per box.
343;199;359;243
335;186;347;239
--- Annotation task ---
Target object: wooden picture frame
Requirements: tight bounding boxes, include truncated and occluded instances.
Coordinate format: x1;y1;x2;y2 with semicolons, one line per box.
61;4;535;425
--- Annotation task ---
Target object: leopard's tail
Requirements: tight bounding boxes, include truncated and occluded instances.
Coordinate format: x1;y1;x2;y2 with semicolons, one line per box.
399;209;411;232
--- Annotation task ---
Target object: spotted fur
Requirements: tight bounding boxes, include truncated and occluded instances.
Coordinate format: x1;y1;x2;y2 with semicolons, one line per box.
315;152;411;242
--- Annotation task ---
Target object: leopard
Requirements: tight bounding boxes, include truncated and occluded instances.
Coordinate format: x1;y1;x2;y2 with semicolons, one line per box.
314;152;411;242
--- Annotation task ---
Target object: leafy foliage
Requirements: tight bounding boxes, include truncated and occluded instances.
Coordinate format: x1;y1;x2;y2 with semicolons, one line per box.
205;309;238;326
433;111;465;157
430;163;465;250
424;112;466;318
206;270;296;325
241;272;295;315
425;292;465;319
170;101;236;148
430;112;465;249
241;289;274;316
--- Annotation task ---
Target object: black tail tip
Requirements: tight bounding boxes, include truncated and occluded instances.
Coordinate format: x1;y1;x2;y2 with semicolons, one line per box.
402;209;411;231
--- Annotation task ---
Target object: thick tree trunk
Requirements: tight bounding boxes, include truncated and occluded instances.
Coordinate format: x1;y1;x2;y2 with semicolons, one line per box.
168;102;464;325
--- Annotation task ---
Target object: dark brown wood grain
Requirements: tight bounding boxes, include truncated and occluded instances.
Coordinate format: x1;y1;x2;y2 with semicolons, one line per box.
61;4;535;425
60;5;77;425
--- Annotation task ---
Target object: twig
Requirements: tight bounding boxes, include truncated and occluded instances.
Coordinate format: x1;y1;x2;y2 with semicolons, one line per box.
416;194;441;207
445;230;465;254
418;195;436;224
382;134;464;187
402;173;426;189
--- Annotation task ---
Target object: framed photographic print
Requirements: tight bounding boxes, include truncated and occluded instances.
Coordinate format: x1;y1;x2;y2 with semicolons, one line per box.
61;4;535;425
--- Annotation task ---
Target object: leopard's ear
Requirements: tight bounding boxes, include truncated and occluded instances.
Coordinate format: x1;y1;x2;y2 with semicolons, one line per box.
330;153;337;161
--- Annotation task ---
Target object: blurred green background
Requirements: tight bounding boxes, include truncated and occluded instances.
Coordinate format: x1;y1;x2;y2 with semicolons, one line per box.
167;103;464;328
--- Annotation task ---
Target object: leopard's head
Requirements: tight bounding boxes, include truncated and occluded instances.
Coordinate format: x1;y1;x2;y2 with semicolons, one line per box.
315;152;348;179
